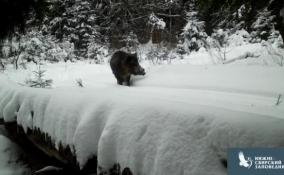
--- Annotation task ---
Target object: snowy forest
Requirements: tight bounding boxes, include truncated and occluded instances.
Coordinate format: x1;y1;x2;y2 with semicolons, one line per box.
0;0;284;66
0;0;284;175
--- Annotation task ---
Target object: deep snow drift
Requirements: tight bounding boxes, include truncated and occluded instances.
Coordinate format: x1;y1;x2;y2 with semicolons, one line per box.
0;61;284;175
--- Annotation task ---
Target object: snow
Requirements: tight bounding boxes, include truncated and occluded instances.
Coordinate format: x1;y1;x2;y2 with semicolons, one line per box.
148;13;166;30
237;5;246;18
34;166;62;174
0;58;284;175
188;41;283;65
0;131;29;175
227;29;250;46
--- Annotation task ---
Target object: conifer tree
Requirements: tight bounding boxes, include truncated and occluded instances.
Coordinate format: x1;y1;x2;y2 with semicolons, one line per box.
251;8;276;42
182;0;208;52
44;0;99;58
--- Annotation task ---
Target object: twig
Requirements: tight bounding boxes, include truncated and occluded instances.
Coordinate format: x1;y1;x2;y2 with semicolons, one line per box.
156;13;180;17
76;78;84;87
276;94;282;106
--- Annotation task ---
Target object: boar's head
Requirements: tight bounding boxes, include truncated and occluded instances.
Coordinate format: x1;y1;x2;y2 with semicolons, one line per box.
127;53;145;76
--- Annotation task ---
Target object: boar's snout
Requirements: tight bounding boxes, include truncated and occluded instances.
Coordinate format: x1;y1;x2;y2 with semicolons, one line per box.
134;66;145;75
141;67;146;75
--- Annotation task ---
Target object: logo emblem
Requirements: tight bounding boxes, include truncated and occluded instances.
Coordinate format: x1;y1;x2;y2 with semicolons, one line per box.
238;151;253;169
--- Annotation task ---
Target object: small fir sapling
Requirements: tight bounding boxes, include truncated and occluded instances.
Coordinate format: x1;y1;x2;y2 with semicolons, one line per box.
25;63;53;88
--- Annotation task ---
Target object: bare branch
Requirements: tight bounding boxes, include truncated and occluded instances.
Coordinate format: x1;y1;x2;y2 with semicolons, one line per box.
156;13;180;17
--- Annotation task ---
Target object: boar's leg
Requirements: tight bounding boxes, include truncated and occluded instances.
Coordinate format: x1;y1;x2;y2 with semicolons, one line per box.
114;74;124;85
125;75;131;86
117;78;124;85
117;80;123;85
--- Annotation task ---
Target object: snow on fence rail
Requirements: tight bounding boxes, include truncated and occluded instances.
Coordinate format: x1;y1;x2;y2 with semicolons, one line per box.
0;77;284;175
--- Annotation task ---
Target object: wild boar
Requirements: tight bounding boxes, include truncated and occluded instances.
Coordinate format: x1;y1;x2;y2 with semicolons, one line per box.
110;51;145;86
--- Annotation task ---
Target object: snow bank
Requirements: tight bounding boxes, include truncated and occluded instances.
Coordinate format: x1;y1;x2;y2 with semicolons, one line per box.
180;43;284;66
1;64;284;175
136;64;284;97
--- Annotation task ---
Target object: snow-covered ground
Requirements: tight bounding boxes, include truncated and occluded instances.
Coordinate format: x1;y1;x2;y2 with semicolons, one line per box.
0;127;29;175
0;43;284;175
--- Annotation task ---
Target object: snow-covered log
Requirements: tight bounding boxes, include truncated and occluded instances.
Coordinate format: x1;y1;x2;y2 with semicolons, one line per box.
0;69;284;175
222;52;259;64
3;122;91;172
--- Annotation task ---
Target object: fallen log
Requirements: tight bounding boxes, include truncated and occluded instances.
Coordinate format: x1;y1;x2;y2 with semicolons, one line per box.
0;80;135;175
2;75;284;175
3;120;133;175
2;120;132;175
3;121;97;174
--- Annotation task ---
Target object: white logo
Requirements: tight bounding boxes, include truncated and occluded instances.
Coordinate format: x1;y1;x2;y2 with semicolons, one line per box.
239;151;253;169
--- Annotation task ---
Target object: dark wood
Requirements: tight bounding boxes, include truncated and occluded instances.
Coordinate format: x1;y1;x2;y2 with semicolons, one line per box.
3;121;97;174
3;120;134;175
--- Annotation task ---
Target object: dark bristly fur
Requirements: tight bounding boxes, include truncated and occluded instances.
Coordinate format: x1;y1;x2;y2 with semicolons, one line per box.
110;51;145;86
